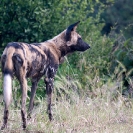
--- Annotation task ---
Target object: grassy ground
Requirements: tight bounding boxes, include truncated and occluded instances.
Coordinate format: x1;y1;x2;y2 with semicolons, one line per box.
0;93;133;133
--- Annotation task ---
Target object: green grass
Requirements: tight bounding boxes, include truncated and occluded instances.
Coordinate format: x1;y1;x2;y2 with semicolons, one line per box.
0;92;133;133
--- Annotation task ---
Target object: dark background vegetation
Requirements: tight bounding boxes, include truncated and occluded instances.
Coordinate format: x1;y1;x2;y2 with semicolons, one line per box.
0;0;133;102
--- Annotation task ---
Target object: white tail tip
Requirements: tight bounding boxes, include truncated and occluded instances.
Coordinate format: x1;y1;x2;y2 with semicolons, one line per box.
3;74;12;107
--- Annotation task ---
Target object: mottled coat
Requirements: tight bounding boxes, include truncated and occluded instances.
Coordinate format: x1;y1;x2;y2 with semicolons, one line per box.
1;21;90;129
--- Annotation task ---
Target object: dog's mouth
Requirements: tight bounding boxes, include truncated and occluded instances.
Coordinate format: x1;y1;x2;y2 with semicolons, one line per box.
77;43;90;52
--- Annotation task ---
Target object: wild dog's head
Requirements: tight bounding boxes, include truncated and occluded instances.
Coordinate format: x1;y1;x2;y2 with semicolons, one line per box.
65;21;90;52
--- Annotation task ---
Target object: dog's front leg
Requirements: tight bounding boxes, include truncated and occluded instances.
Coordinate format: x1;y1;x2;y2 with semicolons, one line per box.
45;77;54;121
45;65;58;121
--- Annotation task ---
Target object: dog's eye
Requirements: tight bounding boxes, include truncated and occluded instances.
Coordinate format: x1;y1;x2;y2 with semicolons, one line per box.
78;37;82;40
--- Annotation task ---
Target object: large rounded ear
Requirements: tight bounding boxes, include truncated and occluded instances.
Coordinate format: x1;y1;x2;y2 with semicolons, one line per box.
66;21;80;41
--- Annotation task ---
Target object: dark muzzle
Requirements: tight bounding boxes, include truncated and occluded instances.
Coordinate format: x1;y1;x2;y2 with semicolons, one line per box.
76;38;90;51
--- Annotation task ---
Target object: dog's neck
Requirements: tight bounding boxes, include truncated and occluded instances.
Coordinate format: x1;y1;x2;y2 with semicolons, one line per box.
51;30;72;57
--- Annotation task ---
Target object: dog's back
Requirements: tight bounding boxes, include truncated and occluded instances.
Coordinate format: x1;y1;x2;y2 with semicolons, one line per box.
2;42;47;78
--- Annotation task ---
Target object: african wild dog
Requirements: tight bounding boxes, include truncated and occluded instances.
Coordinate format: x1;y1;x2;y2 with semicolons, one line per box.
1;21;90;129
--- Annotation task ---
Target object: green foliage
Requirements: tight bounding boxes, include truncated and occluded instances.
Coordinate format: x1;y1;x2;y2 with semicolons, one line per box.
101;0;133;38
0;0;133;103
0;0;99;47
0;0;62;46
110;34;133;95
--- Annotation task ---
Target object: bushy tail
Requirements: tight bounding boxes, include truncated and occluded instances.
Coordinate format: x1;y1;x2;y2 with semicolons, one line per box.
2;48;15;108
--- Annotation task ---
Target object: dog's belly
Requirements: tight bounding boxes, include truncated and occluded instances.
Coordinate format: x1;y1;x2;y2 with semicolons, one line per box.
26;64;43;78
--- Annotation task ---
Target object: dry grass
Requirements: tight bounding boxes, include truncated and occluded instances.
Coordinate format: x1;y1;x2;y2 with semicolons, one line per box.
0;93;133;133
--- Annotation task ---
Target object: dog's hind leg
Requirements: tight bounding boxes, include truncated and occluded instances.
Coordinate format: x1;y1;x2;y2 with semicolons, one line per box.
13;53;28;129
20;75;27;129
27;79;39;119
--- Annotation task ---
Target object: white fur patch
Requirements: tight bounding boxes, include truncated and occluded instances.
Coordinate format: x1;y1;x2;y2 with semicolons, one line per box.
3;74;12;107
